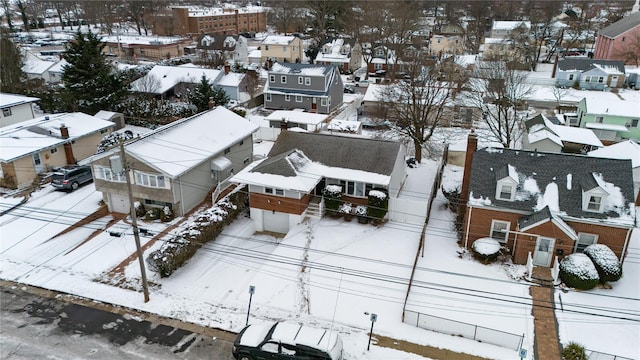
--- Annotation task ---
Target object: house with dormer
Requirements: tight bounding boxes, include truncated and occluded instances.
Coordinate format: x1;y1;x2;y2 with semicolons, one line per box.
554;58;626;90
263;63;344;114
196;34;249;64
459;133;636;268
523;113;603;153
89;107;258;216
315;37;363;74
230;131;407;234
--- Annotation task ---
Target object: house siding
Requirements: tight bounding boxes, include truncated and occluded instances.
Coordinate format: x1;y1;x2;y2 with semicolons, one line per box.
249;192;312;215
594;26;640;64
577;99;640;140
0;102;37;127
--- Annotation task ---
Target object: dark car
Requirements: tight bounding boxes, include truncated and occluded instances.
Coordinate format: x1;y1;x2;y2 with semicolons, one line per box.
51;165;93;191
343;85;355;94
232;322;343;360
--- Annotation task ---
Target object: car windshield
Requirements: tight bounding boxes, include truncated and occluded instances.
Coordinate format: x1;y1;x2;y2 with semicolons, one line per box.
52;172;66;180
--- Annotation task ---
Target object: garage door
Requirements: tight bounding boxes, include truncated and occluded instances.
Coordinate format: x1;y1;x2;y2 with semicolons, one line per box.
263;210;289;234
109;193;130;214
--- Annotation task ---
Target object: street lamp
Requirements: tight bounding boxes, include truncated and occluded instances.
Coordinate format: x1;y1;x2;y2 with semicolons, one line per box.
364;312;377;351
246;285;255;326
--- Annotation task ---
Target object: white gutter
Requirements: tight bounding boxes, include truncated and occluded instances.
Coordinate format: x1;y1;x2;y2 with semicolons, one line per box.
464;205;472;248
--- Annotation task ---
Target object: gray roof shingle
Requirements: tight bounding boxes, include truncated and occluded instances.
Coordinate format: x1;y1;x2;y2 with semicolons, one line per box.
556;58;625;73
267;131;401;176
468;148;635;221
598;12;640;39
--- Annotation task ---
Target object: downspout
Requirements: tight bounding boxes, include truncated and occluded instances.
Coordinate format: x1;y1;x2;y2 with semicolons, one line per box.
464;205;472;248
179;178;185;217
621;227;633;266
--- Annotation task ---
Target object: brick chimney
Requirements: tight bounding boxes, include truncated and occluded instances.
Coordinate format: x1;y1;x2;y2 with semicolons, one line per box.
60;123;76;165
224;63;230;75
458;130;477;215
280;118;288;131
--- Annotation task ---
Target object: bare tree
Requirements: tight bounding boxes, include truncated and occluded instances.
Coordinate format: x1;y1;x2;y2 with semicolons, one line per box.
134;73;161;97
464;2;493;54
464;61;533;148
376;57;459;162
525;1;563;71
243;70;261;100
265;0;304;35
1;0;15;32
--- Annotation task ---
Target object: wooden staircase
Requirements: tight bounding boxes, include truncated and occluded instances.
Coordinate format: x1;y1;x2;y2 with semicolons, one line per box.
306;196;324;218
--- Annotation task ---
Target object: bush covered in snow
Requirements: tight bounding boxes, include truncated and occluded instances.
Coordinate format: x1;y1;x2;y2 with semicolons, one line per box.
471;238;502;263
367;189;388;222
559;253;600;290
146;187;247;277
145;207;161;221
339;202;353;221
562;342;587;360
583;244;622;283
323;185;343;216
134;201;145;218
160;206;174;223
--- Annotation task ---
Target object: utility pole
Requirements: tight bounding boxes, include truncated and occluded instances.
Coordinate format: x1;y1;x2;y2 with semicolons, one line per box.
119;140;150;302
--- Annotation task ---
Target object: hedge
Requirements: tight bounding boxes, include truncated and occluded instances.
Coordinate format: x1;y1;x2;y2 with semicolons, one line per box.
559;253;600;290
583;244;622;283
146;187;248;277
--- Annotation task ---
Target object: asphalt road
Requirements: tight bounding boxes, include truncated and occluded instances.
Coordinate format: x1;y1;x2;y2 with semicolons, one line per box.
0;286;235;359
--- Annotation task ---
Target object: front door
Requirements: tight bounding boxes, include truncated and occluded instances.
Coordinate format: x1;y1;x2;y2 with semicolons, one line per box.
533;237;555;267
33;153;43;173
311;97;317;110
610;76;619;87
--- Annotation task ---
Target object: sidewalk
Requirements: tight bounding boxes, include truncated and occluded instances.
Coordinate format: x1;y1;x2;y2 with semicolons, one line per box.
530;285;562;360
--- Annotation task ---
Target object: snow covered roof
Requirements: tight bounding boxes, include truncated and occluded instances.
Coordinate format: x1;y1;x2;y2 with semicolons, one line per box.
123;107;258;178
468;148;635;225
262;35;296;45
130;65;222;94
327;119;361;133
269;62;332;76
217;72;245;87
21;52;56;75
100;35;188;46
597;12;640;39
265;110;328;125
588;140;640;168
582;97;639;118
527;129;563;147
552;125;603;148
47;59;68;73
555;58;625;74
492;20;531;31
585;123;630;132
315;37;355;63
0;93;39;108
232;150;323;191
175;4;265;16
0;113;115;162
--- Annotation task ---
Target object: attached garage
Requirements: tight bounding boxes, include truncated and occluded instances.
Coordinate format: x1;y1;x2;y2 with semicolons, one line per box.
263;210;290;234
108;192;130;214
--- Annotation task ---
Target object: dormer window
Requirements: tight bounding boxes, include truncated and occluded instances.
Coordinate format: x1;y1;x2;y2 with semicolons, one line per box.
495;164;518;202
580;172;608;213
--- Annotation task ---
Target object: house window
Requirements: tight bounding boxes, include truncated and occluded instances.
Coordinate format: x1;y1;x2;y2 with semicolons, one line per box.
239;139;244;146
281;76;287;84
94;165;125;183
490;220;510;243
264;45;269;50
243;157;250;164
269;75;275;83
340;180;367;197
584;76;591;83
224;147;231;154
264;187;284;196
587;195;602;211
630;119;639;128
284;94;290;101
568;74;574;81
135;171;169;189
2;108;11;117
304;77;311;86
575;233;598;253
498;184;513;200
265;93;271;102
50;148;58;154
265;187;273;194
282;46;287;52
595;116;604;123
597;76;604;83
320;98;328;106
295;95;302;102
100;128;109;134
298;76;303;84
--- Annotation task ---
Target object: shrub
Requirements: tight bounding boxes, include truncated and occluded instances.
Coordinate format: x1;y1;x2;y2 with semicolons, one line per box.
231;107;247;117
160;206;174;222
562;342;587;360
145;207;161;221
583;244;622;283
471;238;501;263
323;185;343;216
134;201;146;218
367;189;388;221
146;187;248;277
339;202;353;221
559;253;600;290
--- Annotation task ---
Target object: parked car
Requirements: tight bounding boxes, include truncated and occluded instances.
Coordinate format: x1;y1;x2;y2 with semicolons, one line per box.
343;85;355;94
354;80;369;88
51;165;93;191
232;322;344;360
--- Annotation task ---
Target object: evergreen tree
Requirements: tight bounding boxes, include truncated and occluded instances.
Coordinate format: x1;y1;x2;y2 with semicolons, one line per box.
190;75;230;112
1;31;26;92
61;30;129;114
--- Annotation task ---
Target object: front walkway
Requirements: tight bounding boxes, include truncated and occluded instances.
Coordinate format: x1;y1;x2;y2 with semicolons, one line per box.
530;285;562;360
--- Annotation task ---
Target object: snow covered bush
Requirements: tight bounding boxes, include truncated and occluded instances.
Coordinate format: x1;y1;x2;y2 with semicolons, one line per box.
583;244;622;283
146;187;247;277
471;238;502;263
559;253;600;290
323;185;342;216
355;205;369;224
145;208;161;221
134;201;145;218
339;202;353;221
562;342;587;360
367;189;388;222
160;206;174;223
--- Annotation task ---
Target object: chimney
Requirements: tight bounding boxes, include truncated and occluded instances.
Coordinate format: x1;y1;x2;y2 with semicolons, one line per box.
280;118;288;131
458;130;477;215
60;124;76;165
208;97;216;109
224;63;230;75
267;59;273;70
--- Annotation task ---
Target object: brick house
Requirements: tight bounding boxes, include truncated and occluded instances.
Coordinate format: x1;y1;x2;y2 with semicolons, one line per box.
459;133;636;267
231;131;406;234
594;11;640;65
